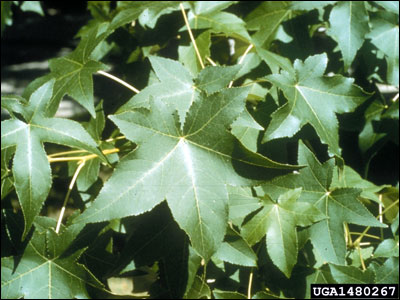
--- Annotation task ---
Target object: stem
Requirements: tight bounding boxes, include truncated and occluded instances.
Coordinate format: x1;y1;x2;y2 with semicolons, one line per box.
97;70;140;94
228;44;254;88
55;161;86;233
180;3;205;69
48;149;88;158
247;270;254;299
358;246;366;271
48;148;119;163
206;56;217;66
350;232;381;240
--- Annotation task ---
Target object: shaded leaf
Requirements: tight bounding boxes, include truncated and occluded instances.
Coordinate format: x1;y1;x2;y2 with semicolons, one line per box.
213;228;257;267
1;80;104;239
48;23;111;117
262;141;386;265
242;188;325;277
327;1;369;70
264;53;369;157
329;264;375;283
1;218;104;299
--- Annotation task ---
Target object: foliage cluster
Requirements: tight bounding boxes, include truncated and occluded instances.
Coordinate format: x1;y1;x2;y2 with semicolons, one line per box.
1;1;399;299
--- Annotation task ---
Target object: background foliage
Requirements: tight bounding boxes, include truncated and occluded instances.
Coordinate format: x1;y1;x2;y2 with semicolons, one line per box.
1;1;399;299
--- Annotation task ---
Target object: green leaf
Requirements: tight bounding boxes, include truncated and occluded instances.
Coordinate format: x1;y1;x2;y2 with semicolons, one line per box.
290;1;336;11
20;1;44;16
264;53;369;157
227;185;261;227
191;1;237;15
329;264;375;283
245;2;291;48
1;1;12;36
74;79;298;260
1;218;104;299
374;239;399;258
196;65;241;95
366;12;399;86
242;187;324;277
213;228;257;267
213;290;247;299
327;1;369;70
111;1;180;30
185;276;211;299
374;1;399;15
331;165;385;202
119;56;197;125
262;141;386;265
370;257;399;284
186;10;251;42
1;80;104;239
179;29;211;75
231;108;264;152
48;23;110;117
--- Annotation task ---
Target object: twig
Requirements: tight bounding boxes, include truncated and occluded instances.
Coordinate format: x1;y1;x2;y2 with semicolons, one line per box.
97;70;140;94
206;56;217;66
55;161;86;233
228;44;254;88
247;270;254;299
48;148;119;163
180;3;205;69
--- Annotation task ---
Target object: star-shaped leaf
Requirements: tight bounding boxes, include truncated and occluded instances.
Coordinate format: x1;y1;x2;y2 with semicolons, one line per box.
241;187;325;277
1;80;105;239
264;53;370;157
1;218;104;299
74;80;299;261
261;141;386;265
48;23;110;117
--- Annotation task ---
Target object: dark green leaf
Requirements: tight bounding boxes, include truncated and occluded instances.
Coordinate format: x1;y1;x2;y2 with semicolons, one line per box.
264;53;370;157
1;80;104;239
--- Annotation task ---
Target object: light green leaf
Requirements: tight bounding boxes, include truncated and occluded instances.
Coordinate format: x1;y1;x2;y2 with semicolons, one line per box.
20;1;44;16
327;1;369;70
74;81;298;260
374;1;399;15
1;80;104;239
1;218;104;299
264;53;369;157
